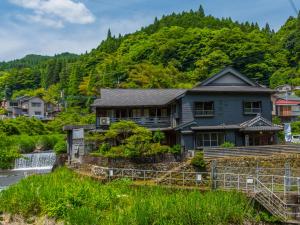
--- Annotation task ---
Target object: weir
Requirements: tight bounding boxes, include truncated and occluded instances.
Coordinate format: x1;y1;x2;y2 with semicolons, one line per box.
14;152;56;171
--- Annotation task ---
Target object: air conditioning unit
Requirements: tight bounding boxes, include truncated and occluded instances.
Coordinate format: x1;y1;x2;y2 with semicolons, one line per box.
99;117;110;126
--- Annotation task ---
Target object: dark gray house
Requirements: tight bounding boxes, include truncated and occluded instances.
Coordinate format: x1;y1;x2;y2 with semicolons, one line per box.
92;67;282;150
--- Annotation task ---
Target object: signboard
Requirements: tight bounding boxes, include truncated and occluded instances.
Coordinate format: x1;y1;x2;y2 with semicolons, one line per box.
72;128;84;140
284;123;292;143
246;178;254;184
196;174;202;181
109;169;114;177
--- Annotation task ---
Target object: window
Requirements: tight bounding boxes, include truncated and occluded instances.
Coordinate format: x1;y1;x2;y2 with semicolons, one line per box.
196;132;224;147
157;108;168;117
9;102;18;107
194;102;214;117
34;111;42;115
131;109;142;117
244;101;261;114
31;102;41;107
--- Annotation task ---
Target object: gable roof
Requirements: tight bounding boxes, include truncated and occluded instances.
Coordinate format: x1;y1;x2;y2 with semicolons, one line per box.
92;89;187;107
197;67;258;87
240;114;283;131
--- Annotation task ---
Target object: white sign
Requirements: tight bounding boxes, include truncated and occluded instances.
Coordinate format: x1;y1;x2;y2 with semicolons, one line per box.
284;123;292;142
73;128;84;139
109;169;114;177
196;174;202;181
246;178;254;184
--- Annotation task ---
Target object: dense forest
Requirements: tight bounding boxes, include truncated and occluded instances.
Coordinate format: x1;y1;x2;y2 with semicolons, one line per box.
0;5;299;108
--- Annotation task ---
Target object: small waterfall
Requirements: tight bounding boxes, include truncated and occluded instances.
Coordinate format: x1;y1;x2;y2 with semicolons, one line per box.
14;152;56;171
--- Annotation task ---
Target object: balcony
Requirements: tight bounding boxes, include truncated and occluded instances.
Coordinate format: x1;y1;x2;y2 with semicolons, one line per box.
96;116;172;129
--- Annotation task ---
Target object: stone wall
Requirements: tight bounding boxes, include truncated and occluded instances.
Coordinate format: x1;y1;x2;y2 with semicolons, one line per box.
81;153;184;171
214;154;300;176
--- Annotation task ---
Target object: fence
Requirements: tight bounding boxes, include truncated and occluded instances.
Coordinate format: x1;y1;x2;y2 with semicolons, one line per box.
100;167;300;196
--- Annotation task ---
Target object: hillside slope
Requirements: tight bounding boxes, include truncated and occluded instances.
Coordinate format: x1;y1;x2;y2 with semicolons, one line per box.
0;6;299;107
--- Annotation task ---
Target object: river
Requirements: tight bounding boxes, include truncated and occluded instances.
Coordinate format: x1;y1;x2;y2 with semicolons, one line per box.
0;152;56;191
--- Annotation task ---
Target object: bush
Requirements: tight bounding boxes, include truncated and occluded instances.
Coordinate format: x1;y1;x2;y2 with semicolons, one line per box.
191;152;206;169
17;136;37;153
170;144;181;154
0;134;20;169
152;130;165;143
220;141;235;148
54;140;67;155
36;135;63;151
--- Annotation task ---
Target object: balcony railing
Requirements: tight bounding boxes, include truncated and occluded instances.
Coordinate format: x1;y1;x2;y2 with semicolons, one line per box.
96;117;172;128
244;108;261;114
194;110;214;117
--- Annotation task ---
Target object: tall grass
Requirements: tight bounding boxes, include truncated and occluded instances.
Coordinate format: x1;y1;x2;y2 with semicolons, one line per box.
0;168;276;225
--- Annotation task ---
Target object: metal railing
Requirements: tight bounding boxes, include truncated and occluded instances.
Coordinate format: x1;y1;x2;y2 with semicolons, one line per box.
194;110;214;117
244;108;261;114
96;117;171;128
89;166;300;222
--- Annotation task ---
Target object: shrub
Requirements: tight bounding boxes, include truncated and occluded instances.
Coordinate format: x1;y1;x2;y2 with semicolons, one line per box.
0;134;20;169
36;135;63;151
98;143;111;155
220;141;235;148
54;140;67;155
152;130;165;143
170;144;181;154
191;152;206;169
17;136;37;153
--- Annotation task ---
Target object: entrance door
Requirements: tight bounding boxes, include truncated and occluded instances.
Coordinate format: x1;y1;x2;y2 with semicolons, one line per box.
248;133;274;146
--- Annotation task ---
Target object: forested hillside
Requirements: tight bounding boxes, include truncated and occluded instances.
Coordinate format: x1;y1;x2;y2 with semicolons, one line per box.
0;6;299;107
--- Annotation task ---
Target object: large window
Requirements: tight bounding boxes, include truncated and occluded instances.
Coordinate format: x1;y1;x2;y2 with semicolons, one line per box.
194;102;214;117
244;101;262;114
196;132;224;147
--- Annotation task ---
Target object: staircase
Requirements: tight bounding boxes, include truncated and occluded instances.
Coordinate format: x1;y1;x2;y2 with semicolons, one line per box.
251;178;300;224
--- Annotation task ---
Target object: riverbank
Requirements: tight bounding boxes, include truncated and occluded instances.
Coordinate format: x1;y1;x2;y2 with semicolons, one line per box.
0;167;279;225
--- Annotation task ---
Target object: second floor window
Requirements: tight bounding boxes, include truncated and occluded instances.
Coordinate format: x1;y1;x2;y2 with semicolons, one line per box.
31;102;41;107
244;101;262;114
194;102;214;117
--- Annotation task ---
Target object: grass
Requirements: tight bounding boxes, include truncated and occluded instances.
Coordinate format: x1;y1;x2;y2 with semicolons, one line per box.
0;167;278;225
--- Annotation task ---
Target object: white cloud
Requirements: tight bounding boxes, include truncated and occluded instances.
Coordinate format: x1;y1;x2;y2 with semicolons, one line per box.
9;0;95;27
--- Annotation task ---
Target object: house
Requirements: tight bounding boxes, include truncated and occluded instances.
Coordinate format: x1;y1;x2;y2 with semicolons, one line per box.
1;96;60;119
91;67;282;150
273;93;300;123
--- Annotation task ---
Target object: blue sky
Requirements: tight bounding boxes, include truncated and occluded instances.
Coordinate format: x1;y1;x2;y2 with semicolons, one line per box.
0;0;299;61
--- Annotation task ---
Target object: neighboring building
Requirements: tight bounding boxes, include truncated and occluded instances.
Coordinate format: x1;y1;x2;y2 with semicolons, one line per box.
2;96;60;119
92;67;282;150
273;93;300;123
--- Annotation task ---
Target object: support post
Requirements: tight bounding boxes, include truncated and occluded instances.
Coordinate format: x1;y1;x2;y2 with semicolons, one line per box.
211;160;217;190
285;162;291;193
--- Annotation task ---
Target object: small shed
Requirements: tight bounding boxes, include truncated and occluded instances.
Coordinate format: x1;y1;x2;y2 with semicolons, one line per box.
63;125;95;163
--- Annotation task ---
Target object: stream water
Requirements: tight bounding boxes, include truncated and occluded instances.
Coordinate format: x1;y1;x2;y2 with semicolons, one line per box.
0;152;56;191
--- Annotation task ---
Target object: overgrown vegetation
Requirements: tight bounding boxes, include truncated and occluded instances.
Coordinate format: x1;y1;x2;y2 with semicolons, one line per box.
0;134;64;169
220;141;235;148
89;121;177;158
0;167;277;225
191;152;206;170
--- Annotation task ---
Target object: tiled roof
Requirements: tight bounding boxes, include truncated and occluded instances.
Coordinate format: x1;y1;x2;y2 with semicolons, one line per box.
191;86;274;93
92;89;187;107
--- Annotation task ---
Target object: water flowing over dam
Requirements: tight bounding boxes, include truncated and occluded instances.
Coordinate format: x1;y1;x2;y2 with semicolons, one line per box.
0;152;56;191
14;152;56;171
